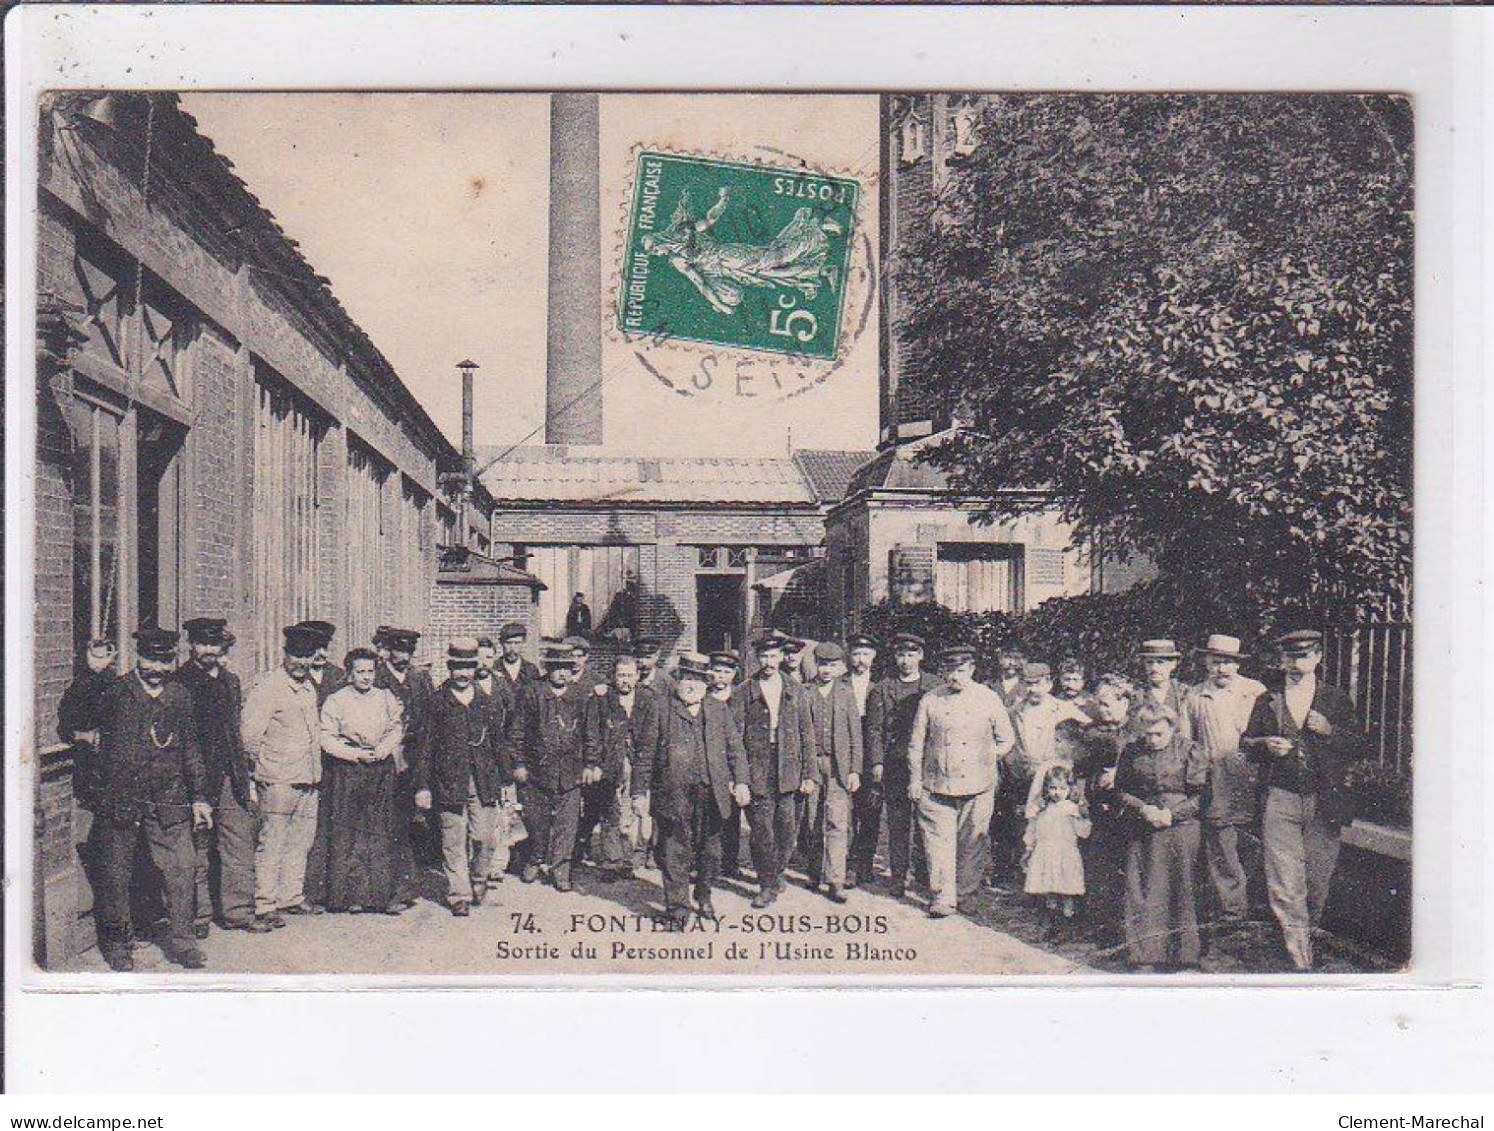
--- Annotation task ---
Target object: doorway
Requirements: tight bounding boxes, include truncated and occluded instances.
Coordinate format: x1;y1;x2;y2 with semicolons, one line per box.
135;409;186;631
695;574;743;654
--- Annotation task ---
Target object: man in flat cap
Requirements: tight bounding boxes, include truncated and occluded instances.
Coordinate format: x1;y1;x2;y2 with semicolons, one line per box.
565;635;593;688
81;627;212;970
578;652;659;882
473;636;522;887
242;623;324;926
910;644;1016;918
1242;629;1364;970
495;623;541;693
843;633;879;890
297;621;344;708
413;639;508;915
375;628;437;866
176;618;264;936
861;632;941;896
705;650;748;879
514;642;593;891
781;637;810;687
803;641;863;903
732;632;818;908
1184;634;1269;934
632;653;750;928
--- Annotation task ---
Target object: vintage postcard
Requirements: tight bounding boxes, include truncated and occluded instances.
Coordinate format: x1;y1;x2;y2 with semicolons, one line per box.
24;87;1413;982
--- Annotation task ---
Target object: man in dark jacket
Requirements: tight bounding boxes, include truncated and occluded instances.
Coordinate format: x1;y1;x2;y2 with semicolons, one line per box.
300;620;345;707
413;639;507;916
633;653;749;928
495;622;542;693
376;627;437;865
1242;628;1365;970
175;618;264;936
514;643;594;891
578;654;658;881
83;627;213;970
861;632;942;897
804;642;864;902
706;650;747;878
732;633;818;907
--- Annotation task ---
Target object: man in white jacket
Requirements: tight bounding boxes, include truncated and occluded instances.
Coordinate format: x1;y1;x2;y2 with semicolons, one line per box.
909;645;1016;919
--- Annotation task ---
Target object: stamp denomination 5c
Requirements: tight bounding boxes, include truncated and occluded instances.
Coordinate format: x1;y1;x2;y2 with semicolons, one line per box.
618;150;860;361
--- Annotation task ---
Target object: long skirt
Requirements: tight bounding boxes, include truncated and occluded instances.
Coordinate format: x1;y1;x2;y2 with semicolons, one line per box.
322;758;412;911
1123;820;1202;968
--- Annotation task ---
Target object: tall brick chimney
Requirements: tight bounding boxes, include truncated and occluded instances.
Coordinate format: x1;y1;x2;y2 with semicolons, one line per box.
545;93;604;446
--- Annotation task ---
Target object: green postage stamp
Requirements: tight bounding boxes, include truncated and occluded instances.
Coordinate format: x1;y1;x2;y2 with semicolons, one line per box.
618;150;860;361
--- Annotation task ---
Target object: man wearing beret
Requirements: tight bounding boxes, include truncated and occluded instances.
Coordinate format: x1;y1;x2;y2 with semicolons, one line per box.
514;643;593;891
242;623;325;926
1242;629;1365;970
176;618;265;936
82;627;213;970
413;639;508;915
495;623;541;693
804;641;864;903
861;632;941;897
910;645;1016;918
632;654;750;928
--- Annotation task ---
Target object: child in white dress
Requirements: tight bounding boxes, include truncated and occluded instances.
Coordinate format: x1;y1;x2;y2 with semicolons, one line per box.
1024;763;1092;940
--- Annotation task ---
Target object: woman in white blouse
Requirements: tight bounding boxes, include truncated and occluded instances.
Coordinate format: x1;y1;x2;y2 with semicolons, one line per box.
319;648;409;914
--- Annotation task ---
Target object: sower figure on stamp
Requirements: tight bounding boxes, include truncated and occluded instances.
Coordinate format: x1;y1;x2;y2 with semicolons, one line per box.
175;617;264;937
863;633;940;898
242;623;325;927
1242;629;1365;972
85;627;213;971
732;632;817;909
578;653;657;882
1184;634;1268;938
706;650;747;880
632;653;750;930
413;639;507;916
843;633;879;891
909;644;1015;920
513;643;591;892
804;642;864;903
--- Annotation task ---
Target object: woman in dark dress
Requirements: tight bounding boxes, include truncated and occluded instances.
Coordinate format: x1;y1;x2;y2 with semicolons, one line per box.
1113;702;1207;971
318;649;411;914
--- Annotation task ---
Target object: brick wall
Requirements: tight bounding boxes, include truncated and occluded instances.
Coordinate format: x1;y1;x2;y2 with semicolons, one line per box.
426;580;540;670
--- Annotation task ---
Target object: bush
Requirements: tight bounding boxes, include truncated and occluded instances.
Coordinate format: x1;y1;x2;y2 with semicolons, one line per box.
1344;761;1413;828
859;577;1295;685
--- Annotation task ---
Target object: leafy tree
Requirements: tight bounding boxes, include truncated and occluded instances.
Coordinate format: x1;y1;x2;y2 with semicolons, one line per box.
901;94;1413;623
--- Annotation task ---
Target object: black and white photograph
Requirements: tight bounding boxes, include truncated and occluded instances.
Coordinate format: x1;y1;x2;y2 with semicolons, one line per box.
22;85;1415;980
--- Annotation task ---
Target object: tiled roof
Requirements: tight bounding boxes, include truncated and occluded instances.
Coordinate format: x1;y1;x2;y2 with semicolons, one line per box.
478;446;818;506
844;430;955;495
794;449;879;505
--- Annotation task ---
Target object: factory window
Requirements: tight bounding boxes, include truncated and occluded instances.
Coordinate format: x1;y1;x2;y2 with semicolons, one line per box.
726;547;750;568
936;542;1025;615
697;546;723;569
252;365;326;669
68;392;123;669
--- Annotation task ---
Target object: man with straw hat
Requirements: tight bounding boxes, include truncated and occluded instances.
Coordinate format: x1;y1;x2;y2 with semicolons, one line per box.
1184;634;1268;934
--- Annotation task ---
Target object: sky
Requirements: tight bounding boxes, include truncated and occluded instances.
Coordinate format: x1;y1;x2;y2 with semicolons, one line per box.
180;93;881;457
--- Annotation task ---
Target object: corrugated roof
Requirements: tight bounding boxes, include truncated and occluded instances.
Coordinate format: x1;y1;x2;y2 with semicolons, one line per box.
794;449;879;505
478;446;818;506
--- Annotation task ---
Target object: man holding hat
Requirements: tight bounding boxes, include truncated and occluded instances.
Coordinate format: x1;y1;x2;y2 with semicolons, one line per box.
909;644;1016;918
242;622;325;926
732;632;818;908
513;642;593;890
412;639;507;915
861;632;941;896
632;653;750;928
176;617;263;936
82;627;213;970
1184;634;1268;931
1242;629;1364;970
803;642;864;902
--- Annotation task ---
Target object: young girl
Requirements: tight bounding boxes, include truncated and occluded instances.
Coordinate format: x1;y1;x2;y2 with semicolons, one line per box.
1023;763;1092;939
